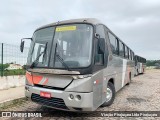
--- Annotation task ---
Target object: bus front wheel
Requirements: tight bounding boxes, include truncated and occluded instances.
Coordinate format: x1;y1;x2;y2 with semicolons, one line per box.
101;82;115;107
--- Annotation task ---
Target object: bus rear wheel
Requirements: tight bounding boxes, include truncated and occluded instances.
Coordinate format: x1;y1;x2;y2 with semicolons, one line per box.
126;73;131;85
101;82;115;107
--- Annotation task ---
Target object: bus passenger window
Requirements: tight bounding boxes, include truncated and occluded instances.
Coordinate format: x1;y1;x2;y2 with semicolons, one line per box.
119;41;125;57
125;46;128;59
128;49;131;60
108;32;118;55
130;50;132;60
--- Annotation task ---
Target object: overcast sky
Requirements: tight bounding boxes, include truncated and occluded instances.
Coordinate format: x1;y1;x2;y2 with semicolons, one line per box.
0;0;160;60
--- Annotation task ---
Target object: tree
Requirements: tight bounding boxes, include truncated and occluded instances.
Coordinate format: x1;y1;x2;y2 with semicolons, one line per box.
0;63;9;70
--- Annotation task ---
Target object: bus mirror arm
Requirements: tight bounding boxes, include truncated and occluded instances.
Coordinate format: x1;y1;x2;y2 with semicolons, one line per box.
98;38;105;54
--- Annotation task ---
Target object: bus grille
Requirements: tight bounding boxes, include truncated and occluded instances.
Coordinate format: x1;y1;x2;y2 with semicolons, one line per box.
31;93;69;110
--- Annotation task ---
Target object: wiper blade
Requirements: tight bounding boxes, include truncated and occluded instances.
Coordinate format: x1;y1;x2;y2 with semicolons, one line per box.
54;43;70;71
56;54;70;71
30;42;48;68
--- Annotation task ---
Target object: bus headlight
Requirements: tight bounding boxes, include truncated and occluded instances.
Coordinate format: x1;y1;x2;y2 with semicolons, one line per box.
69;94;74;100
72;74;92;80
75;95;81;101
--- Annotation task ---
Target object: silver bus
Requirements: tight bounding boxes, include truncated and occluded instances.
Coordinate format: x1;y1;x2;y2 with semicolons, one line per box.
134;55;146;75
20;18;135;111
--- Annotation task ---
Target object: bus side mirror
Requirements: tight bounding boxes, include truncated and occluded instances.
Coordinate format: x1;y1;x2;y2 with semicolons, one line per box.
20;38;32;53
98;38;105;54
20;40;25;53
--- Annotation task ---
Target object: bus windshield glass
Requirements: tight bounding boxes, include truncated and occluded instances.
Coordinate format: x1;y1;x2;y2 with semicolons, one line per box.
53;24;93;68
28;24;93;69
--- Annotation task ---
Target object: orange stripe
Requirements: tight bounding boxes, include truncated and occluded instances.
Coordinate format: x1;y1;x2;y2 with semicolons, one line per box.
25;72;43;85
43;78;48;85
32;75;43;84
26;72;33;84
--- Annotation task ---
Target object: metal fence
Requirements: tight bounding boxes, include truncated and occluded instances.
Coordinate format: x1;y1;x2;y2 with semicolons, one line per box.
0;43;29;77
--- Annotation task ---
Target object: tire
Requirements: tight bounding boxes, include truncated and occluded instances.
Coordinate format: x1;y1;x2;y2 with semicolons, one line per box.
135;69;138;76
142;68;144;74
137;69;139;75
101;82;115;107
126;73;131;85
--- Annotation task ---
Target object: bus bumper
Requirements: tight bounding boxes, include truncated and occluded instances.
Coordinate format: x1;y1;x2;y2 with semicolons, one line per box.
25;85;95;111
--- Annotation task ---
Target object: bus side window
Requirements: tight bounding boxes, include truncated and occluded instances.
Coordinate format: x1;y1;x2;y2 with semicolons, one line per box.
125;46;128;59
119;41;125;58
108;32;118;55
132;52;134;60
131;51;134;61
130;50;132;60
95;25;106;65
127;47;130;59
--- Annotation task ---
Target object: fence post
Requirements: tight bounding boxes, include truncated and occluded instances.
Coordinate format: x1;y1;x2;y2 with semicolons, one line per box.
1;43;3;77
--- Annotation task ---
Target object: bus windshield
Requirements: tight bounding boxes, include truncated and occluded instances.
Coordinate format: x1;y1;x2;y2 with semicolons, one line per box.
28;24;93;69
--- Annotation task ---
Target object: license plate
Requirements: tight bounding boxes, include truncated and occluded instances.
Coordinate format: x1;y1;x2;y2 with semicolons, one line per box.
40;91;51;98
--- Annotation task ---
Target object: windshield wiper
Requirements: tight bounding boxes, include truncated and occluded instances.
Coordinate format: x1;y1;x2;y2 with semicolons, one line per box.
30;42;48;68
54;43;70;71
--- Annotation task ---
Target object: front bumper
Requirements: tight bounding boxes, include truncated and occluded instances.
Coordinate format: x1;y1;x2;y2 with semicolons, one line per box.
25;85;95;111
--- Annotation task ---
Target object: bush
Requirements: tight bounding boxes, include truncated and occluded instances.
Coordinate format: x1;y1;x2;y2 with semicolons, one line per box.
3;69;26;76
0;63;9;70
146;60;160;66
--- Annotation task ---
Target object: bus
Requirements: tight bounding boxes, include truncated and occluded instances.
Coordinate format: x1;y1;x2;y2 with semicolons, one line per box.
134;55;146;75
20;18;135;111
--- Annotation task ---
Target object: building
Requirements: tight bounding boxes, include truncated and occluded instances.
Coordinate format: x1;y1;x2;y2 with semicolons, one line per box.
5;63;22;70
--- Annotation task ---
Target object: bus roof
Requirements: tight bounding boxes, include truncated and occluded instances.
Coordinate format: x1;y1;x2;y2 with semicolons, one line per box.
36;18;101;31
35;18;135;53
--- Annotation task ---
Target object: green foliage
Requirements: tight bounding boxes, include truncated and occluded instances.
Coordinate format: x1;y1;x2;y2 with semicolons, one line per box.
0;63;26;76
3;69;26;76
0;63;9;70
146;60;160;66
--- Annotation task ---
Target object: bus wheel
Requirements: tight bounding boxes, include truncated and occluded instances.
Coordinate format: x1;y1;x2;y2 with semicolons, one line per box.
126;73;131;85
137;69;139;75
101;82;115;107
135;69;138;76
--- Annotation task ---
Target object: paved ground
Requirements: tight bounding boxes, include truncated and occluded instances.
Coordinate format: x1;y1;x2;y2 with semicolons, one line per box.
0;86;25;104
1;69;160;120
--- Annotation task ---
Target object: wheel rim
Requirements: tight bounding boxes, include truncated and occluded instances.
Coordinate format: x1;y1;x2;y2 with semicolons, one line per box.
106;87;112;102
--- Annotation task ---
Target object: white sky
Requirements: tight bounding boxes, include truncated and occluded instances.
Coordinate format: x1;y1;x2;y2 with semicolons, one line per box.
0;0;160;60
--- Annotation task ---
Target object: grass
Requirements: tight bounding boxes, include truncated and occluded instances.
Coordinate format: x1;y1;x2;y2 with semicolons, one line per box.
0;97;27;110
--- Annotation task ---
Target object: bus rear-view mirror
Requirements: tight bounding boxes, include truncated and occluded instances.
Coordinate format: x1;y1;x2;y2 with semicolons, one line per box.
20;38;32;53
20;40;25;53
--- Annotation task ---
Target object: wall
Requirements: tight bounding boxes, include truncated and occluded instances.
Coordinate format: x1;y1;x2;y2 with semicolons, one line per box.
0;75;25;90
